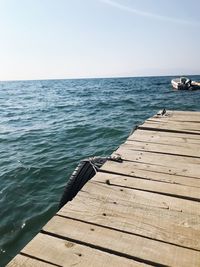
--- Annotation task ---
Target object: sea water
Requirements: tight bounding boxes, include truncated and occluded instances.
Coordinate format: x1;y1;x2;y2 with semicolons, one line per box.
1;76;200;265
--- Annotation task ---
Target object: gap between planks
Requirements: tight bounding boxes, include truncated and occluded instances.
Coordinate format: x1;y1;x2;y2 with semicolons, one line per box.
42;213;200;267
57;180;200;251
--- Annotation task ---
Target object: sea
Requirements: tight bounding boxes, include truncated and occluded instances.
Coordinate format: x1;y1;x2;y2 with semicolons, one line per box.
1;75;200;265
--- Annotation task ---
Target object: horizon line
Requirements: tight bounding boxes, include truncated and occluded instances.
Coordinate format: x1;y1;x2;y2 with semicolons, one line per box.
1;73;200;82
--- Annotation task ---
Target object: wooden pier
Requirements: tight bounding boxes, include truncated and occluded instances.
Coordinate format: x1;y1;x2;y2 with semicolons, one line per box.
8;110;200;267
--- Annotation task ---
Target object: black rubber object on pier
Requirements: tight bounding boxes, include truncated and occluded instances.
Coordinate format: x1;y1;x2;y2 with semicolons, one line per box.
58;157;107;210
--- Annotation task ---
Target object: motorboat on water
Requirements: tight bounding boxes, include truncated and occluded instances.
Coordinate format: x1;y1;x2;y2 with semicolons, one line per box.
171;77;192;90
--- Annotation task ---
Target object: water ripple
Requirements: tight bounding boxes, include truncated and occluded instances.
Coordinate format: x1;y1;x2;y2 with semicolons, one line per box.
1;76;200;264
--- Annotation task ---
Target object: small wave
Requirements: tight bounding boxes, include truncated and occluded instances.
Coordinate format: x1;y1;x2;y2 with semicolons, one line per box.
1;76;200;265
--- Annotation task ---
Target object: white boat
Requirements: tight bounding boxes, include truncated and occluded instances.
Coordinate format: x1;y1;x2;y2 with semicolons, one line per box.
171;77;192;90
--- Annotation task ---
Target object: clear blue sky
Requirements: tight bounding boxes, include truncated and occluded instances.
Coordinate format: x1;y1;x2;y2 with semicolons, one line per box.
0;0;200;80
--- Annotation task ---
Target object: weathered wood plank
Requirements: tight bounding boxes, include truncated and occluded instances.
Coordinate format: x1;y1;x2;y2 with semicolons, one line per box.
153;116;200;122
142;120;200;131
93;171;200;201
43;216;200;267
128;129;200;144
101;160;200;187
114;145;200;167
168;111;200;115
58;181;200;250
79;181;200;216
124;140;200;158
149;112;200;122
147;119;200;128
155;110;200;119
7;254;55;267
129;130;200;145
139;121;200;134
19;233;144;267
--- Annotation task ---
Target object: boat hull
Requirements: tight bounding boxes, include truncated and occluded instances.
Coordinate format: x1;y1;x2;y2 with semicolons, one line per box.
171;77;191;90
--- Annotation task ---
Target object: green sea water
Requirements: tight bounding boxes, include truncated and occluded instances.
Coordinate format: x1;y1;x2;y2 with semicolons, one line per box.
1;76;200;265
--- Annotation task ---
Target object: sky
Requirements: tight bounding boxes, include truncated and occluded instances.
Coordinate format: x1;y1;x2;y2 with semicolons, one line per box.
0;0;200;80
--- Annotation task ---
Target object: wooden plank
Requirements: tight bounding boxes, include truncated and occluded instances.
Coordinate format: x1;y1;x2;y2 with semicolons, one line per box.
142;120;200;131
128;135;200;149
93;171;200;201
147;119;200;129
79;181;200;216
112;145;200;177
139;121;200;134
58;181;200;250
163;110;200;114
150;111;200;123
20;233;144;267
101;160;200;187
114;145;200;168
153;116;200;122
169;111;200;115
124;140;200;158
7;254;55;267
43;216;200;267
131;128;200;140
129;129;200;144
156;110;200;118
149;117;200;124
